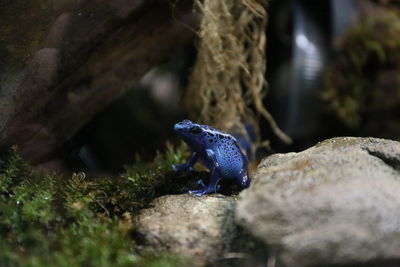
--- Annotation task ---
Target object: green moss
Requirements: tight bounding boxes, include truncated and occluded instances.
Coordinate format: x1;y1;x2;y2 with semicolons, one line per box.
137;253;190;267
0;145;191;267
62;143;197;218
322;9;400;128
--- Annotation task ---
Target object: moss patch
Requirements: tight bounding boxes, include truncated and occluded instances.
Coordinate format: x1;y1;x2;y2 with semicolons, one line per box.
321;7;400;130
0;145;192;266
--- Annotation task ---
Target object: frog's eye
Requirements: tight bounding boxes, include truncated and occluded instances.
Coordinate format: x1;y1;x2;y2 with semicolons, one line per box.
189;126;201;135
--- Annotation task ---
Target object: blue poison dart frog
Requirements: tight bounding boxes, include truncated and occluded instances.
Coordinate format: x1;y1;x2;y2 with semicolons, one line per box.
172;120;251;196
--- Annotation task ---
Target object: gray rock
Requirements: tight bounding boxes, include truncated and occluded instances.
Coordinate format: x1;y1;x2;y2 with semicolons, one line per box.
236;137;400;267
135;194;236;263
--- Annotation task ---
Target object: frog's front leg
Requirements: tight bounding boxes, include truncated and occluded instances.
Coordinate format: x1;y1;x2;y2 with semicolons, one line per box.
172;151;199;172
189;149;221;196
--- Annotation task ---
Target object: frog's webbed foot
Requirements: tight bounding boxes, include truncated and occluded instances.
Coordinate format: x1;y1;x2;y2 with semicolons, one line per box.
188;184;221;197
188;189;206;197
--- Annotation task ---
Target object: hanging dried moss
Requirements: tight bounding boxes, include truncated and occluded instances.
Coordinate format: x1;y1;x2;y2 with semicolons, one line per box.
184;0;291;145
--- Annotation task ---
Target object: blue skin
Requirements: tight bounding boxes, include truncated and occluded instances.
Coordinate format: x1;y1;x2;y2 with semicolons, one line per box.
172;120;251;196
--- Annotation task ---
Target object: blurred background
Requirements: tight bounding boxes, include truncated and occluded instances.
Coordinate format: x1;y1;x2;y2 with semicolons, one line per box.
1;0;399;174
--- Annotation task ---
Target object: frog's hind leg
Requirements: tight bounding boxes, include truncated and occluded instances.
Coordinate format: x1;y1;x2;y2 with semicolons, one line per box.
189;167;221;196
236;169;251;189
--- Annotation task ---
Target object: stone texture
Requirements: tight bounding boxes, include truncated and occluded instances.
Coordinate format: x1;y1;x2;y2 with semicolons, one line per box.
135;194;236;263
236;137;400;267
0;0;196;165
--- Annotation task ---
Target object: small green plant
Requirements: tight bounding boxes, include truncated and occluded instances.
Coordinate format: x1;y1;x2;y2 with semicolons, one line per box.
0;145;191;267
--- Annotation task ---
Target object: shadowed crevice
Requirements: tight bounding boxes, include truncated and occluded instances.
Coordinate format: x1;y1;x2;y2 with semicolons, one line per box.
365;149;400;172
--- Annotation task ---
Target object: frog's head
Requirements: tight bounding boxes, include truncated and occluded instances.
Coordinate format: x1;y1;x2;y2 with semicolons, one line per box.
174;120;205;150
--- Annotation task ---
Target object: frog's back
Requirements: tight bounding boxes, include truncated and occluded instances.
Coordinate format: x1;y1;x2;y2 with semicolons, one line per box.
215;137;246;178
199;126;244;178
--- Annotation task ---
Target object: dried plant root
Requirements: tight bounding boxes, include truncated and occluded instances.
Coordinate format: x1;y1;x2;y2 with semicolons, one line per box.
184;0;292;145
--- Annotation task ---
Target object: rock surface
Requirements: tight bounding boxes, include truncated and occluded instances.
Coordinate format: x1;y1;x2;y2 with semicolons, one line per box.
135;194;236;263
236;137;400;267
0;0;196;165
